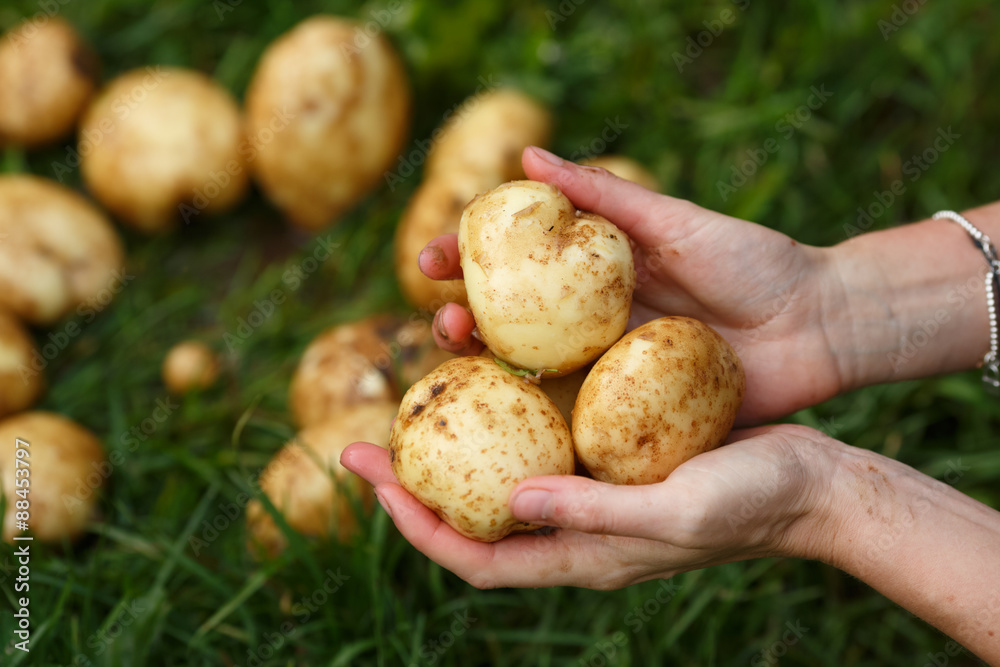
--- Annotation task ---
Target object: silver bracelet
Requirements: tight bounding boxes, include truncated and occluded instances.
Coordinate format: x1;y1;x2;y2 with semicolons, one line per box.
933;210;1000;394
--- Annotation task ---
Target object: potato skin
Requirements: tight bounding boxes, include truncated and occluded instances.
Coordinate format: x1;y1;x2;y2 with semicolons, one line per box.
459;180;635;376
246;16;411;231
80;67;248;232
0;175;125;325
0;411;105;542
0;18;98;147
389;356;574;542
0;310;44;419
247;401;397;558
573;317;745;485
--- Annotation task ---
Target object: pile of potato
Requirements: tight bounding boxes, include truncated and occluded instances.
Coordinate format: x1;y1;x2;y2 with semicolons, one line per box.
390;181;745;542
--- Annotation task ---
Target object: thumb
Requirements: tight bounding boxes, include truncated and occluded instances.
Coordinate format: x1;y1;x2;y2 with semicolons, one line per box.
508;475;665;540
521;146;702;249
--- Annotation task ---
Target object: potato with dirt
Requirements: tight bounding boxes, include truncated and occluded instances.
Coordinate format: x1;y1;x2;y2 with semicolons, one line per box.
573;317;745;485
389;356;575;542
459;180;635;377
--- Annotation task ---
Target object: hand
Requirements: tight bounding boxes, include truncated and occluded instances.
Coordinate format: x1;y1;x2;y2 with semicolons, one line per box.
340;425;833;590
420;146;852;424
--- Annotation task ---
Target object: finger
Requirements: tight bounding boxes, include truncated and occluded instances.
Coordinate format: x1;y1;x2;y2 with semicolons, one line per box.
508;475;667;540
340;442;397;486
432;303;484;355
418;234;462;280
376;481;649;589
522;146;705;248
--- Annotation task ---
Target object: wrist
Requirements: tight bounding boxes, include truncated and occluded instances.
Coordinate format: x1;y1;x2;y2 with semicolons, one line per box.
824;215;990;390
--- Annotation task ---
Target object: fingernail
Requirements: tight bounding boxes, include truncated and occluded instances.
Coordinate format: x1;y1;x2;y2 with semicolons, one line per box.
511;489;554;521
530;146;564;167
375;491;393;519
433;308;449;342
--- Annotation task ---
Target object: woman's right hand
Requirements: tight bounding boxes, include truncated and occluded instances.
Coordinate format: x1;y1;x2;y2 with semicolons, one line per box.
420;146;854;424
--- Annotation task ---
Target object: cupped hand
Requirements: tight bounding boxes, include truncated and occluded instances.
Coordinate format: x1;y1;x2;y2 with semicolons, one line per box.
340;425;834;590
421;147;851;424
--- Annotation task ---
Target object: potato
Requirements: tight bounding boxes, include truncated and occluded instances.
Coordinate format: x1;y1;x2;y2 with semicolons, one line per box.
459;180;635;377
0;310;44;419
0;175;125;325
394;174;480;310
425;89;552;183
393;316;456;391
0;411;105;542
80;67;248;233
539;366;590;427
247;401;397;557
0;17;98;147
245;16;411;231
389;356;575;542
162;341;220;395
573;317;745;485
581;155;660;192
289;316;398;428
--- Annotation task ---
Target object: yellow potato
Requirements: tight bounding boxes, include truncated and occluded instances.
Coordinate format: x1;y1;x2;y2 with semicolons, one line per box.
0;411;105;543
247;401;397;558
459;180;635;377
245;16;411;231
0;310;44;419
0;17;98;147
80;67;248;232
389;356;575;542
0;175;125;325
162;341;220;395
573;317;745;485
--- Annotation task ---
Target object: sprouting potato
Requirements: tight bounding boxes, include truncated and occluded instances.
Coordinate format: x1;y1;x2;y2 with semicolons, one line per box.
247;401;397;558
459;180;635;377
573;317;745;485
389;356;575;543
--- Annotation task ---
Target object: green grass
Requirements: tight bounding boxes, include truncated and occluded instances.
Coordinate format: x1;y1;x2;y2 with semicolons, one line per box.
2;0;1000;664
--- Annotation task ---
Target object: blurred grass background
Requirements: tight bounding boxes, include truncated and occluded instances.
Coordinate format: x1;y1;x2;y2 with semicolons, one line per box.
1;0;999;665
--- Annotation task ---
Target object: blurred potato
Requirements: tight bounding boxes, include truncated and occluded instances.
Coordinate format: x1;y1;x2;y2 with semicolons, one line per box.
0;411;105;543
0;310;44;419
581;155;660;191
245;16;411;231
80;67;248;233
0;17;98;147
246;401;397;558
0;175;125;325
162;341;220;395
